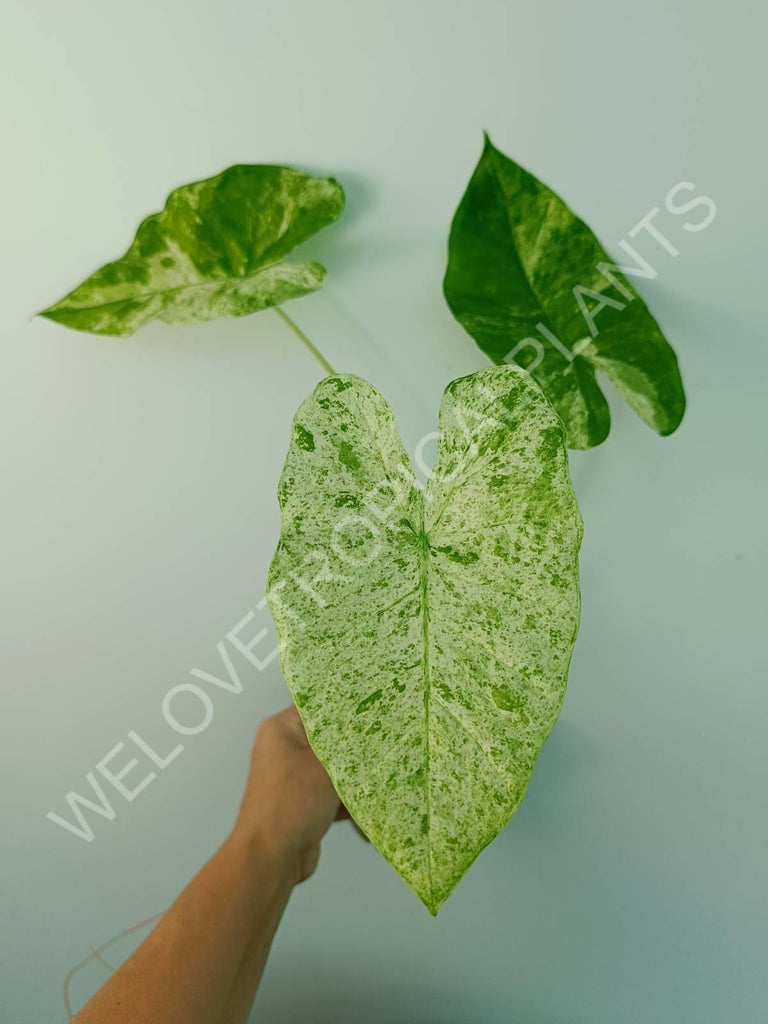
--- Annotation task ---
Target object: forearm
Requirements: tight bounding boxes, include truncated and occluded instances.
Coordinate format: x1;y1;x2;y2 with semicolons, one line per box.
221;828;298;1024
72;705;340;1023
73;827;296;1024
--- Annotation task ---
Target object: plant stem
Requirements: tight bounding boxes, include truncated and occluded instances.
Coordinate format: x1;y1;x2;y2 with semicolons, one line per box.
273;306;336;376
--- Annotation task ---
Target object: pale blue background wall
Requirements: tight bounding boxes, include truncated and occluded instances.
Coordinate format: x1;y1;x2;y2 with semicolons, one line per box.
1;1;766;1021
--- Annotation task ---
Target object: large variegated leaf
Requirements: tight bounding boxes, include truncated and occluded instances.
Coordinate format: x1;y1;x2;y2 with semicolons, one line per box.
444;135;686;449
39;165;344;336
267;366;582;913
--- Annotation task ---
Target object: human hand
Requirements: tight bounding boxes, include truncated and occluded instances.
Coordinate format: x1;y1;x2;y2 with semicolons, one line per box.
233;705;348;884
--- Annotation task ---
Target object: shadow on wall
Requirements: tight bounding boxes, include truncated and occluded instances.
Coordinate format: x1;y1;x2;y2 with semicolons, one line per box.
291;170;417;277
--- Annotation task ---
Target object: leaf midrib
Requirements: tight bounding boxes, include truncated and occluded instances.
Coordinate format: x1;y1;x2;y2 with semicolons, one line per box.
47;258;320;315
485;150;605;366
417;511;434;900
485;148;602;365
486;147;555;341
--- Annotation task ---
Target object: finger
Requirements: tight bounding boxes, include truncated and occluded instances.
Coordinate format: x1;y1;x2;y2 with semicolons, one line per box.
332;805;369;842
351;821;370;843
280;704;302;728
276;704;309;745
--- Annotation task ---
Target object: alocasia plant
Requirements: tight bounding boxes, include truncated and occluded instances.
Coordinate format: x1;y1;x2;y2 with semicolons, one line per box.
267;364;583;913
444;134;686;449
39;164;344;372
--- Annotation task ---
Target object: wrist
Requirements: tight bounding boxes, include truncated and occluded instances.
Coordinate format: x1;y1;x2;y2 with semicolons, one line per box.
228;819;304;888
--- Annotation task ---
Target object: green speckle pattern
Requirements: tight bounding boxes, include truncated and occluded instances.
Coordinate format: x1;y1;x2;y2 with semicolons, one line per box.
39;165;344;336
444;134;686;449
267;366;583;914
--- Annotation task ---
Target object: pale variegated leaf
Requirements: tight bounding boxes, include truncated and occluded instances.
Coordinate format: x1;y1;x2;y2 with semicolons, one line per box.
39;165;344;336
267;366;582;913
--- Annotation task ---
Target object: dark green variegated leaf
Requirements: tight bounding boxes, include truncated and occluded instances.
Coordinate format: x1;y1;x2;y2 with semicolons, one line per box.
444;135;685;449
267;366;582;913
39;165;344;336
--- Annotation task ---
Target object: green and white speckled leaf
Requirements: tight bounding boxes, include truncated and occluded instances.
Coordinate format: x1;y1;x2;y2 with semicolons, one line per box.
267;366;582;913
39;165;344;336
444;135;686;449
